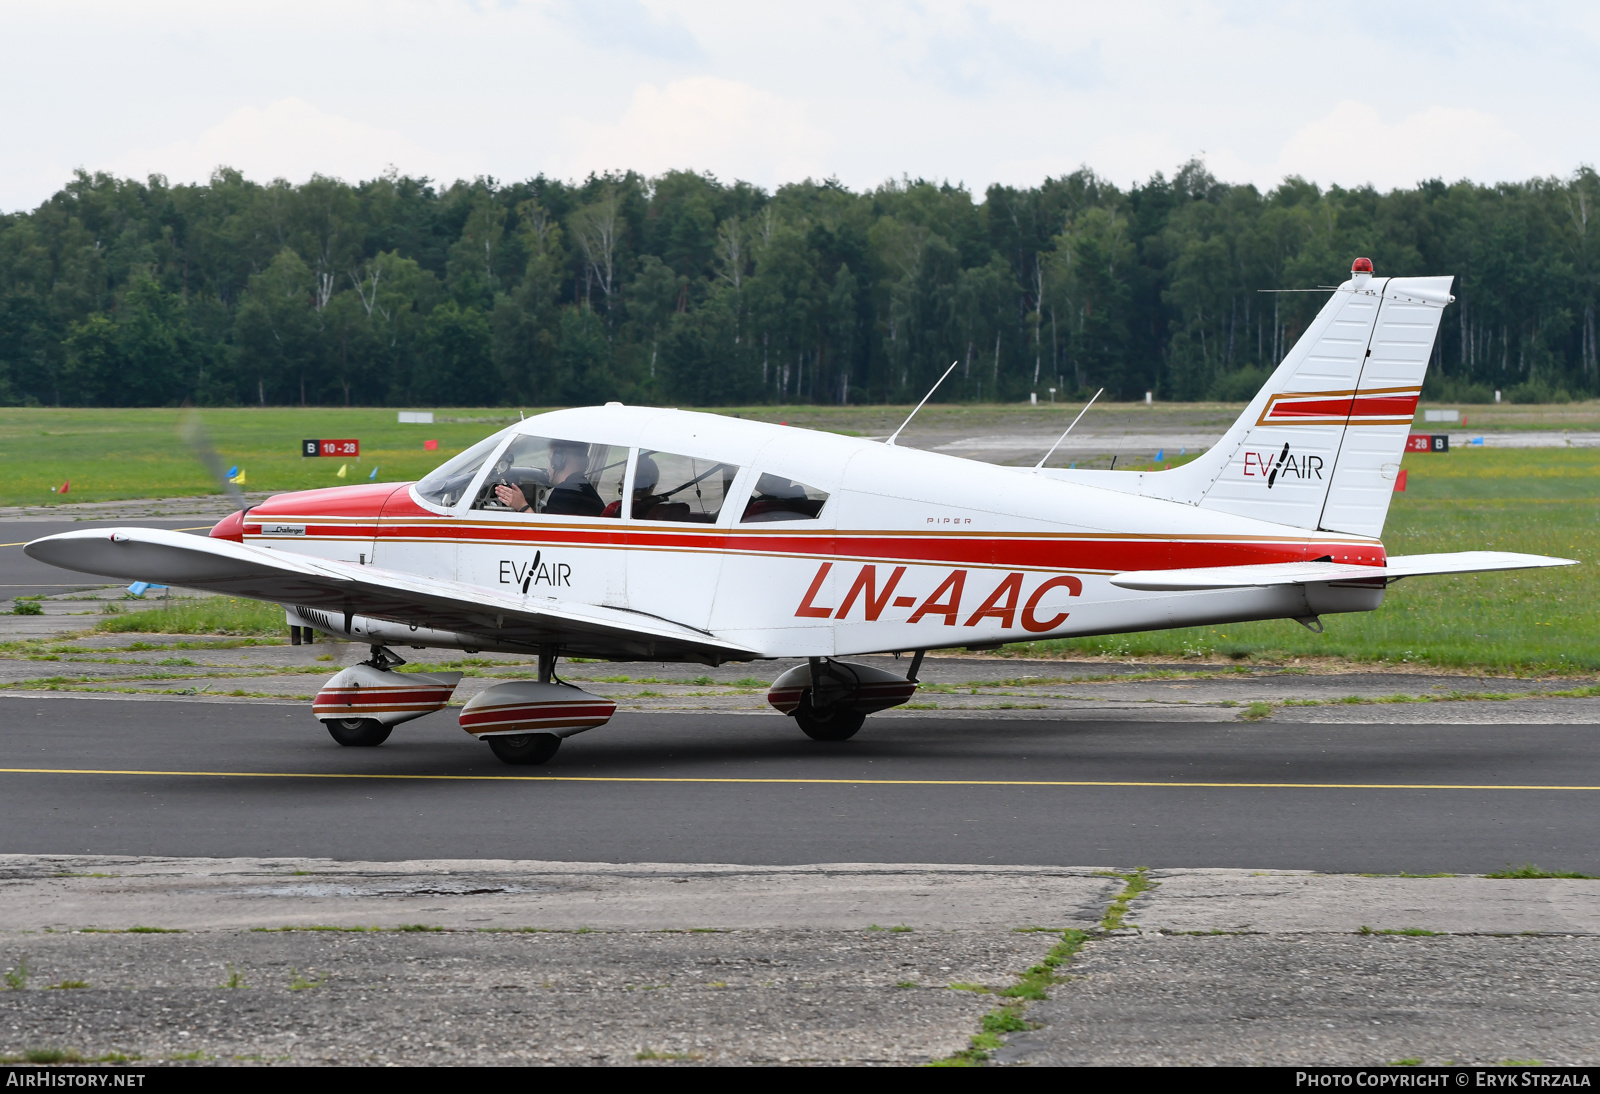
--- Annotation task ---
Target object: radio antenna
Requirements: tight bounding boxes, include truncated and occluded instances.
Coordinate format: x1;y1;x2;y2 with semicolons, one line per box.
1033;388;1104;470
885;360;958;447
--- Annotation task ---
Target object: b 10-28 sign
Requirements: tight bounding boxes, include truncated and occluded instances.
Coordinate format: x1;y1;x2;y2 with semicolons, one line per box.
302;439;360;458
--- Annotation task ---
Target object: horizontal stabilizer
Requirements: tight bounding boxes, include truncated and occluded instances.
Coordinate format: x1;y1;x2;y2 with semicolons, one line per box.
1110;551;1575;592
24;527;757;663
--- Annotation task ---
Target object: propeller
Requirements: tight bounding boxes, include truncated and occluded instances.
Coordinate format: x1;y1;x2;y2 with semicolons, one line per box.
179;409;249;511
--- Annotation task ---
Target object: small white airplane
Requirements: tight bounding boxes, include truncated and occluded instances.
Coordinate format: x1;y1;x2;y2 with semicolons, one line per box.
26;259;1575;764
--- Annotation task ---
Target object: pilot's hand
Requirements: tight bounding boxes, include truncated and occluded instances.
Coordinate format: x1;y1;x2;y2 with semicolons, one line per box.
495;484;531;512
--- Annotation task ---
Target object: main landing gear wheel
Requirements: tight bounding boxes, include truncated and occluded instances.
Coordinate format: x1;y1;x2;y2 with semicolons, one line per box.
486;733;562;765
794;691;866;741
325;718;392;747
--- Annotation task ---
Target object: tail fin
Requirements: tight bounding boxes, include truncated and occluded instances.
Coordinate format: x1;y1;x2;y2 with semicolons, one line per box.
1138;260;1454;537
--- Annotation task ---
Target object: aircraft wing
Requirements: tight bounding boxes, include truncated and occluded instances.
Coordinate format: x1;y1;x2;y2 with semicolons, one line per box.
1109;551;1576;591
24;527;758;663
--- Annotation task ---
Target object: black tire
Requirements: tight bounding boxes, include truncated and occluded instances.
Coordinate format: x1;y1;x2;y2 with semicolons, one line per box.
325;717;392;747
793;691;866;741
486;733;562;765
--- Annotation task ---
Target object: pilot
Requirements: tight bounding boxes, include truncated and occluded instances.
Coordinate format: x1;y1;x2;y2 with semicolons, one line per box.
495;440;605;516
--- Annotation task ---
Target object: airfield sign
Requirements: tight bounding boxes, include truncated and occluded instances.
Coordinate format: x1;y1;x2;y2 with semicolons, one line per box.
302;439;360;458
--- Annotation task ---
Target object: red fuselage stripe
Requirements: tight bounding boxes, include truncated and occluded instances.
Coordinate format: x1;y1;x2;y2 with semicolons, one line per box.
251;527;1385;571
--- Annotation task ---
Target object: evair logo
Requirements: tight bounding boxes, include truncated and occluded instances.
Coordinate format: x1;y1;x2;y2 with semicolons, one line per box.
499;551;572;592
1243;443;1323;488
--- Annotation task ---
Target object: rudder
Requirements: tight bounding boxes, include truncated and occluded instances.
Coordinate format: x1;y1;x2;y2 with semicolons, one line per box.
1136;259;1454;538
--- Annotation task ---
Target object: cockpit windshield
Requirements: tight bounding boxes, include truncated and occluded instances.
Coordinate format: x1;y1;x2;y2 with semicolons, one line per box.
412;431;510;509
470;435;629;518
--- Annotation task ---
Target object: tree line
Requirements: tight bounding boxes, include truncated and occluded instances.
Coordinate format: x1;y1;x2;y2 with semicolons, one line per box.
1;160;1596;408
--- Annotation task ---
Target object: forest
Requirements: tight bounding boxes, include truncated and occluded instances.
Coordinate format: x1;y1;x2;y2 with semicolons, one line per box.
0;160;1596;408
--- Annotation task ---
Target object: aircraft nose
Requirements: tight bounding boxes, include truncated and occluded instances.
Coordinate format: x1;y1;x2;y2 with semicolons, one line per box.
209;509;246;543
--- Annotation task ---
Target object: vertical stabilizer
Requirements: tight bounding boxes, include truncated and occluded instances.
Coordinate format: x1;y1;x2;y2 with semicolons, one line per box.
1131;260;1454;537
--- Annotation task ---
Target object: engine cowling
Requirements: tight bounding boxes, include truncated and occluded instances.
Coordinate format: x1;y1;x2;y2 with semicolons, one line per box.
312;663;463;727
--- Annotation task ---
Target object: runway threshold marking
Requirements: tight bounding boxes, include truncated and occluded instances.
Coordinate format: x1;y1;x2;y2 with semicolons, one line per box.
0;768;1597;791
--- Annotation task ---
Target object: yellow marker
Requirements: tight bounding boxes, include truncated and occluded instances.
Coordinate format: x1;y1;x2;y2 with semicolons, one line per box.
228;469;246;485
336;464;348;479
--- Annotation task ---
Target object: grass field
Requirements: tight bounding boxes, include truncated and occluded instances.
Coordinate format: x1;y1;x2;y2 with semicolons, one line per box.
1012;445;1598;673
0;407;519;506
7;401;1600;508
95;597;286;636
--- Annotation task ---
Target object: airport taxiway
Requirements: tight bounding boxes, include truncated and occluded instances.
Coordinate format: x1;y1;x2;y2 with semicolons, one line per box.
3;695;1598;873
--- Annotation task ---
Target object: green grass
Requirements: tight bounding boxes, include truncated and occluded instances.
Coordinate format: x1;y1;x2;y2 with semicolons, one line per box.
931;929;1088;1066
96;596;286;636
0;406;513;507
1100;868;1157;931
0;1049;138;1064
1484;864;1598;879
1002;447;1600;673
0;401;1180;505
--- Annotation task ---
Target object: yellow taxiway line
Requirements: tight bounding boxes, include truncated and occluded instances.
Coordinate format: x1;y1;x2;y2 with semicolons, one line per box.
0;767;1596;791
1;525;214;547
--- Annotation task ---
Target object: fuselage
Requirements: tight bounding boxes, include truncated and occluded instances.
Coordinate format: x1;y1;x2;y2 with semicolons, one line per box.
218;405;1387;660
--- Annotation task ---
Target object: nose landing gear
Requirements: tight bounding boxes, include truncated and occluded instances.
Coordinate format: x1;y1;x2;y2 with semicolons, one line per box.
325;717;392;747
462;647;616;766
484;733;563;764
312;644;464;747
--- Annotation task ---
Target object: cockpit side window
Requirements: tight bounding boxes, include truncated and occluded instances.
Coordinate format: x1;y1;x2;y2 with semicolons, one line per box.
741;473;829;523
413;432;509;509
471;436;628;518
632;450;739;523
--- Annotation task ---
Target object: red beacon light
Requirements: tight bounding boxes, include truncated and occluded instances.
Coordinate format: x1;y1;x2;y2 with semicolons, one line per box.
1351;257;1374;274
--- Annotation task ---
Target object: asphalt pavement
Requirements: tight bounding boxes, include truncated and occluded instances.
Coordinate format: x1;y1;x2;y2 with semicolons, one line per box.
3;696;1596;874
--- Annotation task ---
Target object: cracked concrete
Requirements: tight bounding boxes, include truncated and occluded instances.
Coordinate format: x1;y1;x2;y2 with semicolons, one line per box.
4;860;1599;1066
0;857;1118;933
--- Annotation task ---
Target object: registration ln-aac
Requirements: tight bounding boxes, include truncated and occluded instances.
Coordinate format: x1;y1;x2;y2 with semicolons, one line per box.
25;260;1575;764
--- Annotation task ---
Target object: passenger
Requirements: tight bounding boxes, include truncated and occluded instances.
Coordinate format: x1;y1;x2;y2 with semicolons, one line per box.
495;440;605;516
601;456;660;518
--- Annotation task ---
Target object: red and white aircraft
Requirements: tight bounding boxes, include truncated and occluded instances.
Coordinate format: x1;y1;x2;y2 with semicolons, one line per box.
25;260;1574;764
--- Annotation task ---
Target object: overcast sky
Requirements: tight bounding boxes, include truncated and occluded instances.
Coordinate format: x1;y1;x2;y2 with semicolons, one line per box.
2;0;1596;212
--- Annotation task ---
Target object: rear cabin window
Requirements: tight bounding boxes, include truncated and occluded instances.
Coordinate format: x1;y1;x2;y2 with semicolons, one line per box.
740;473;829;522
471;436;629;518
632;450;739;523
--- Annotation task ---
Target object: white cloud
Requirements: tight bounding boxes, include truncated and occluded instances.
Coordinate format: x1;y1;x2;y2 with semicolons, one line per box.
562;77;832;188
1268;100;1535;190
2;1;1598;209
108;98;452;188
